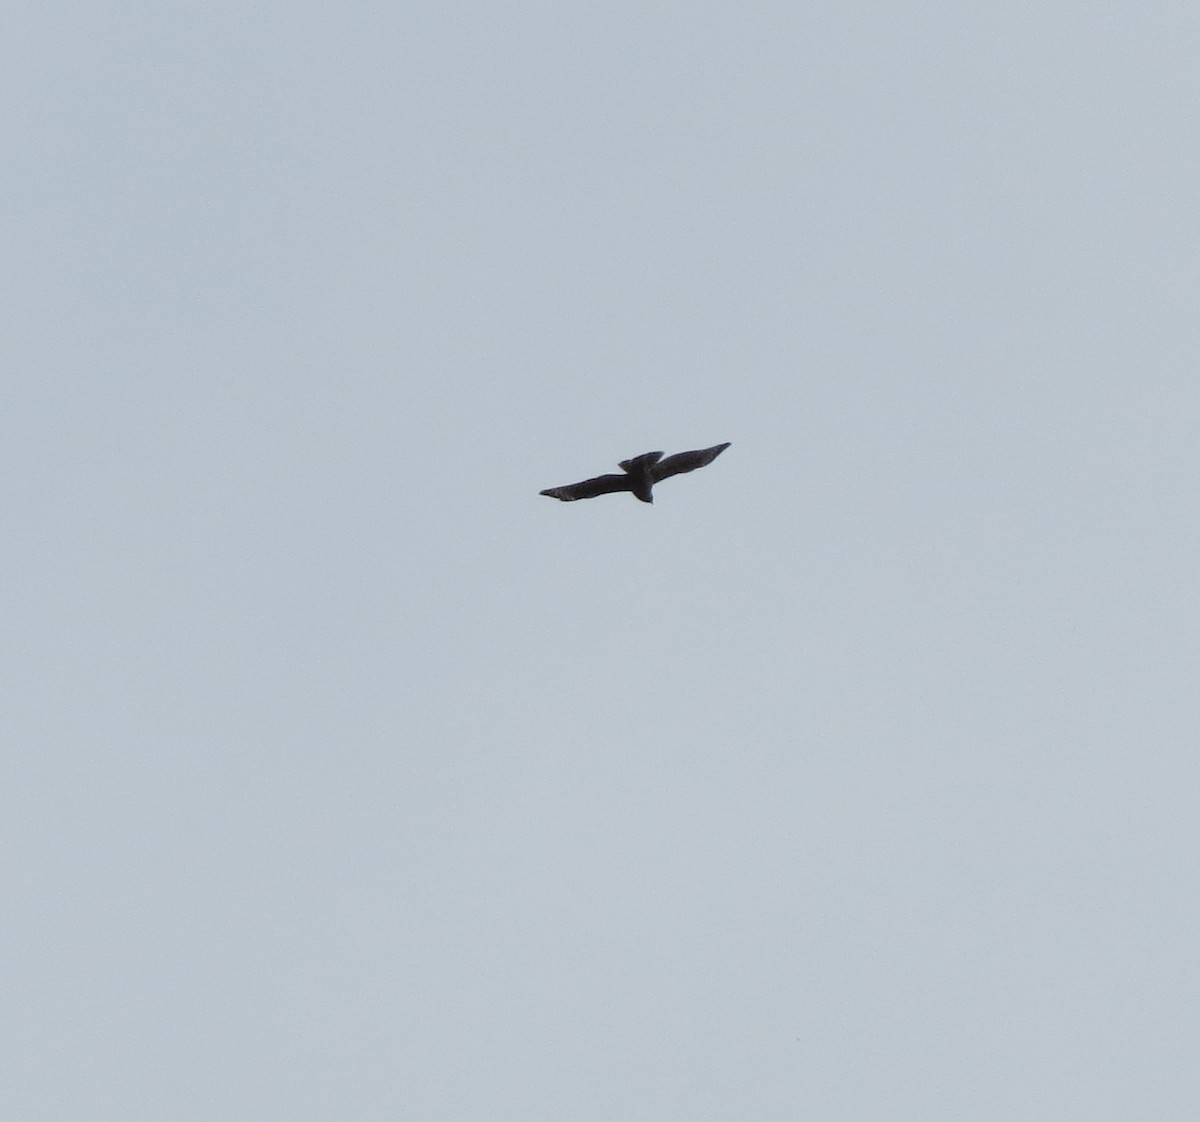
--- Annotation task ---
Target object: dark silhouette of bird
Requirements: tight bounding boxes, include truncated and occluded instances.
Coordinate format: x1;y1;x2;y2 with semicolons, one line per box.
540;442;731;503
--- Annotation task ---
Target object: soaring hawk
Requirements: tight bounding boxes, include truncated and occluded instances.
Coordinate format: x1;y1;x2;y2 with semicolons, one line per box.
540;442;731;504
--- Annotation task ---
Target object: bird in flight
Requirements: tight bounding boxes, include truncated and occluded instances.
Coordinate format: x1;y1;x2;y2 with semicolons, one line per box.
540;442;731;503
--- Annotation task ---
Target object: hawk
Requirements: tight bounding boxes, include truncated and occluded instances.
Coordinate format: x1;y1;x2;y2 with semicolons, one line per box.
540;442;731;504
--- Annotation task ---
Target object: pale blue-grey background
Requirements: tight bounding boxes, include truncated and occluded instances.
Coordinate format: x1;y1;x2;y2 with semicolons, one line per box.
3;1;1198;1118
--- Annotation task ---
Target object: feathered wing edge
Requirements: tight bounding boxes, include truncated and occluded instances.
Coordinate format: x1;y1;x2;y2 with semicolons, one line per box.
539;473;635;502
650;442;731;482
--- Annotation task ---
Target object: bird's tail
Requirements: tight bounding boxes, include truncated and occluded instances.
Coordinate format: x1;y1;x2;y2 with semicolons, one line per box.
618;451;664;474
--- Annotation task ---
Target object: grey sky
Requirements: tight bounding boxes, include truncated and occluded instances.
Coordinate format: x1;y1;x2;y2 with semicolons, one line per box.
4;1;1199;1118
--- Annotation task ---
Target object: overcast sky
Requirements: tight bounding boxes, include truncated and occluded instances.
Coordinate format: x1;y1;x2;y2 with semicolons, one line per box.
4;1;1199;1118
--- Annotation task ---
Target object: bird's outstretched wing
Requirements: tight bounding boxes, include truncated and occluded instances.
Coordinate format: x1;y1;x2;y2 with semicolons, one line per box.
650;442;731;482
540;473;634;502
